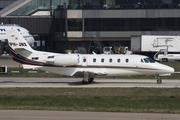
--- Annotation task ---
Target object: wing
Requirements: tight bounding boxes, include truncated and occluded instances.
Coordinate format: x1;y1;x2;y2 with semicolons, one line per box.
23;64;41;70
72;71;108;77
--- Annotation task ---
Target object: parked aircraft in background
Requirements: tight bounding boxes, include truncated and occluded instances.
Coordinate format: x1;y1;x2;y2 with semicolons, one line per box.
0;23;34;46
6;28;174;84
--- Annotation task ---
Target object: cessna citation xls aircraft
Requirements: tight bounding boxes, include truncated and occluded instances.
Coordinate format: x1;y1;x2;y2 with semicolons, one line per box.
6;28;174;84
0;23;34;45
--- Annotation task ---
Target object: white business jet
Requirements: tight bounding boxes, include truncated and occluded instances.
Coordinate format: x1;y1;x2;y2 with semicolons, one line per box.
6;28;174;84
0;23;34;45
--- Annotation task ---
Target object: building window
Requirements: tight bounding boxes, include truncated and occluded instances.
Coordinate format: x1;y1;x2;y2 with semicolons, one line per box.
139;18;157;31
158;18;176;31
103;18;120;31
84;18;102;31
68;19;82;31
121;18;139;31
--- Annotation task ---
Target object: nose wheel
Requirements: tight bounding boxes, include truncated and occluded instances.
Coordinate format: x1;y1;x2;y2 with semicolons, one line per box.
157;79;162;84
155;74;162;84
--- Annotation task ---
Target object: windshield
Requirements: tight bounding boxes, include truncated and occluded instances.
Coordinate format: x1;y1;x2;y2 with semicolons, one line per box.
143;58;155;63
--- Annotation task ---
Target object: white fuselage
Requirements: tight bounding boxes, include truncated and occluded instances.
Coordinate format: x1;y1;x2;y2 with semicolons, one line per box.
6;27;175;84
19;51;174;77
0;25;34;45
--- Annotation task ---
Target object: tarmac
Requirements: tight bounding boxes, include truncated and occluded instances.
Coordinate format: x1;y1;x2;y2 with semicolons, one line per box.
0;78;179;88
0;110;179;120
0;56;21;68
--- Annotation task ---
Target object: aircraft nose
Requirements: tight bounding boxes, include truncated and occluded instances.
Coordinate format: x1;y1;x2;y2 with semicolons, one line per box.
164;65;174;74
168;67;175;73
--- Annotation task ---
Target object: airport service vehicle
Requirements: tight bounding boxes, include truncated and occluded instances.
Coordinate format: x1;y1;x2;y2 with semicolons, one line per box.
6;28;174;84
131;35;180;59
0;23;34;45
154;49;180;62
153;37;180;62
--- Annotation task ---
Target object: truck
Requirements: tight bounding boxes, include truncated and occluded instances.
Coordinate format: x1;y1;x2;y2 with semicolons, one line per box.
131;35;180;61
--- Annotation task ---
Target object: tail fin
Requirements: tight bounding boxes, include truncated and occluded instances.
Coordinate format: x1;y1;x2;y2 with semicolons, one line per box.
6;28;34;55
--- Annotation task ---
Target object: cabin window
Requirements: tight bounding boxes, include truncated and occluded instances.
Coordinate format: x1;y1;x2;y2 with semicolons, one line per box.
32;57;39;60
117;59;120;63
141;59;144;63
126;59;129;63
144;58;149;63
48;56;54;58
83;58;86;62
93;58;96;62
101;58;104;63
109;58;112;63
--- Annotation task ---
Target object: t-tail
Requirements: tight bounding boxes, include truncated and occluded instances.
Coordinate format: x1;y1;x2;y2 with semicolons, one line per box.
6;28;34;57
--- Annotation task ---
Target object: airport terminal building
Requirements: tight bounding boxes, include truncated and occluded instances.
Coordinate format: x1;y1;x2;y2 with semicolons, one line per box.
1;0;180;54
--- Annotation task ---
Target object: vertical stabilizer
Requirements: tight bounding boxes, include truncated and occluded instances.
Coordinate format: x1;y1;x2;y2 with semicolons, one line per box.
6;28;34;53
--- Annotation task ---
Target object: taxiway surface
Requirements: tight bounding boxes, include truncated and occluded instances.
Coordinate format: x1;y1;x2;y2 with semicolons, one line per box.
0;77;179;88
0;110;179;120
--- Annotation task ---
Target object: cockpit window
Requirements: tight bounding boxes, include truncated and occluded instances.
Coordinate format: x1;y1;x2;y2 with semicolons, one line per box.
143;58;155;63
143;58;149;63
141;59;144;63
146;58;155;63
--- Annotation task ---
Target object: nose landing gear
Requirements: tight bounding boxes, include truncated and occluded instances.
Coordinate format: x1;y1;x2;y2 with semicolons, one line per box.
157;78;162;84
155;74;162;84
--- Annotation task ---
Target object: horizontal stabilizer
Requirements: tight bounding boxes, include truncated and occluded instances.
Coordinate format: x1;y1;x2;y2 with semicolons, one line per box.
14;48;32;55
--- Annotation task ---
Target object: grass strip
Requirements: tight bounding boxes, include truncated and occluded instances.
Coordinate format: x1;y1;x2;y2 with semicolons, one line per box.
0;88;179;113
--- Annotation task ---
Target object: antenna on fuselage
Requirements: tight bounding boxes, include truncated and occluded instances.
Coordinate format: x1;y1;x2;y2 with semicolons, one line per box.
92;51;97;55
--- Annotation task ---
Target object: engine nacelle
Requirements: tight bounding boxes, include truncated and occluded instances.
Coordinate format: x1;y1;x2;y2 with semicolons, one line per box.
48;54;79;66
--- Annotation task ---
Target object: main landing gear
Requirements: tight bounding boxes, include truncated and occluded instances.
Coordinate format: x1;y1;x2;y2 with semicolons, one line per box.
82;72;94;84
155;74;162;84
82;78;94;84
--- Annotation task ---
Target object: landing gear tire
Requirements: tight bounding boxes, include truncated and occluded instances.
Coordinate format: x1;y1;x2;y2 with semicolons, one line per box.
157;79;162;84
82;79;88;84
88;78;94;83
162;58;168;62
